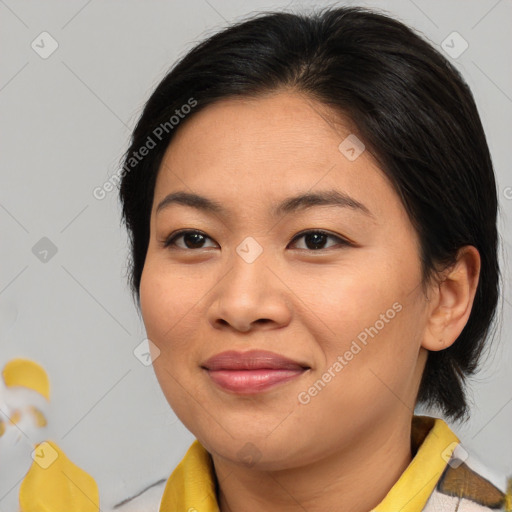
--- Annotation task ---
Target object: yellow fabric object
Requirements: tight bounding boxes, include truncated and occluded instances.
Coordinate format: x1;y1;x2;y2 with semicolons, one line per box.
373;416;459;512
2;358;50;400
159;415;458;512
0;358;49;438
1;358;100;511
506;477;512;512
159;439;220;511
28;405;48;427
19;439;100;512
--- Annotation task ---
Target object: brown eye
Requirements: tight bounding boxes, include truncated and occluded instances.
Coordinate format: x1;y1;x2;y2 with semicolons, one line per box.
163;230;217;250
289;230;351;250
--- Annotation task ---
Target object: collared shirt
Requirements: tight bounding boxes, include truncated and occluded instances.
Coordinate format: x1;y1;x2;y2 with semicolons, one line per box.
16;415;511;511
158;415;511;512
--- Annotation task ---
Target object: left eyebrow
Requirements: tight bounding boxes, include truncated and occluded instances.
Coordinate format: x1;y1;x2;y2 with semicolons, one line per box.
272;189;374;218
156;189;374;219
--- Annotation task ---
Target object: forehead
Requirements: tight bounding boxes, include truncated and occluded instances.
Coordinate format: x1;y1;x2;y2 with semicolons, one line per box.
152;91;398;223
161;91;355;169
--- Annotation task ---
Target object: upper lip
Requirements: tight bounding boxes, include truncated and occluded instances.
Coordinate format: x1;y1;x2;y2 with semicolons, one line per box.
201;350;310;371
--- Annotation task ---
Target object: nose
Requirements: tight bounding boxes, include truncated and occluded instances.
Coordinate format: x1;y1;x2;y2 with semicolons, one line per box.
207;247;292;333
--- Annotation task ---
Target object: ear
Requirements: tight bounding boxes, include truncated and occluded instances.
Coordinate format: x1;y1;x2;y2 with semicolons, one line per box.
422;246;481;352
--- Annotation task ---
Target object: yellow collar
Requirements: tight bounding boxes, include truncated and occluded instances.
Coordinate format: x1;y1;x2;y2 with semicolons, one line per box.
159;415;459;512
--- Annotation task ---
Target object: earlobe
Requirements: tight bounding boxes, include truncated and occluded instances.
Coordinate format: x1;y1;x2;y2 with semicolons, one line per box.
422;246;481;352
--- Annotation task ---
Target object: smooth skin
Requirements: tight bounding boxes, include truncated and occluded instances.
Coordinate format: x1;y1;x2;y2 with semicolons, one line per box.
139;90;480;512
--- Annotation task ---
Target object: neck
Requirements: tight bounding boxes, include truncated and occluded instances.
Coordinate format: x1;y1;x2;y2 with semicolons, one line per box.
212;413;414;512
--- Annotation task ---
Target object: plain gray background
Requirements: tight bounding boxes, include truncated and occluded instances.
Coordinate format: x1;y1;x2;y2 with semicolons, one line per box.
1;0;511;509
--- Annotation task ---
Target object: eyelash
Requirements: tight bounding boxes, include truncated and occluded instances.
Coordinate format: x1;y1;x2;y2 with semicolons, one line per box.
162;229;352;251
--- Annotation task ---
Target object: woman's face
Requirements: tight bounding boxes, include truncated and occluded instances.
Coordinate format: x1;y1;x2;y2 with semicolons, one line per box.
139;90;431;469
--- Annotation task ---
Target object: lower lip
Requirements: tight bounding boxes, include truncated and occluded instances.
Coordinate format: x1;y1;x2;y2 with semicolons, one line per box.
205;369;307;394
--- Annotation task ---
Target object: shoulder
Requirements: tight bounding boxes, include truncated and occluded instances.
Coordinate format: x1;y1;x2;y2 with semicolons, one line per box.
423;444;511;512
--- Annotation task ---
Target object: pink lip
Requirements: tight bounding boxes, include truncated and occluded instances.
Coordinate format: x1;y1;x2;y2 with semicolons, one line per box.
201;350;310;394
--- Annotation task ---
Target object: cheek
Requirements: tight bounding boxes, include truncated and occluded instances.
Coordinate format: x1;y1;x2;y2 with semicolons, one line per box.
139;266;166;343
304;263;405;341
139;262;197;348
308;260;424;380
140;263;203;414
